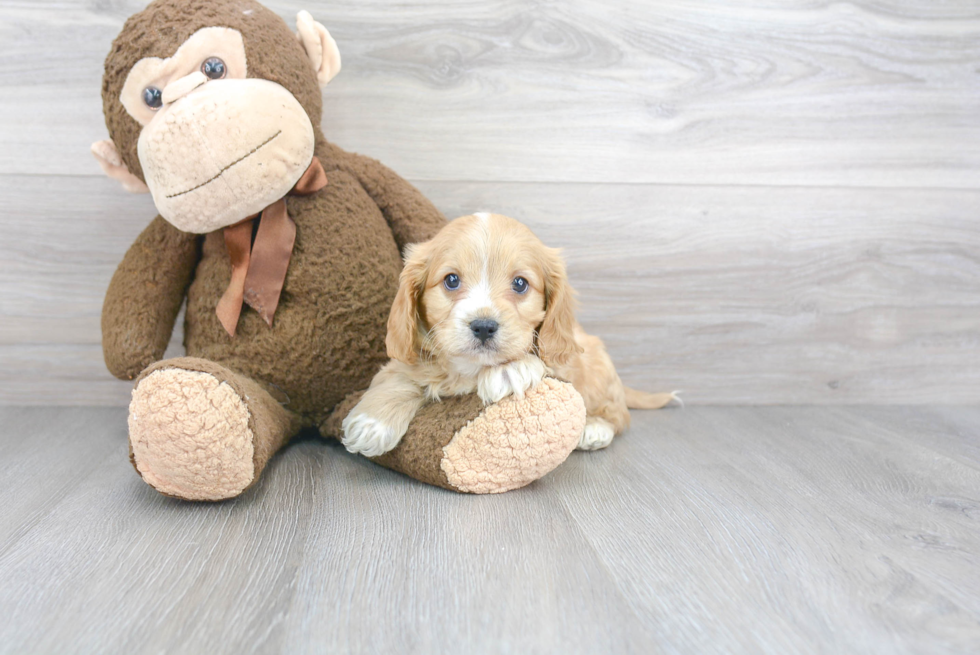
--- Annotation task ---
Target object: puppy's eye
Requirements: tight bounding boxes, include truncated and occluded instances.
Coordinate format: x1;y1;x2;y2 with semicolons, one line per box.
444;273;460;291
143;86;163;109
201;57;227;80
512;276;529;294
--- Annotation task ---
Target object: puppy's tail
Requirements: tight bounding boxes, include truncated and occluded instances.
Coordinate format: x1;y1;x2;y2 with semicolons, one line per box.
624;387;682;410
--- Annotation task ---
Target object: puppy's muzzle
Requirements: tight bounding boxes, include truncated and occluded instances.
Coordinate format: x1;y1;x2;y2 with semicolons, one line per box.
470;319;498;345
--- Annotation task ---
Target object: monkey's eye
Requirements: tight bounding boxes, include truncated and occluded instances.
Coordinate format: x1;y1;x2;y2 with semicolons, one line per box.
201;57;226;80
512;277;529;294
444;274;461;291
142;86;163;109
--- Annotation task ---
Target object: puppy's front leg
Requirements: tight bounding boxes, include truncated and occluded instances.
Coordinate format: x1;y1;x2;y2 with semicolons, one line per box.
342;362;425;457
477;355;546;404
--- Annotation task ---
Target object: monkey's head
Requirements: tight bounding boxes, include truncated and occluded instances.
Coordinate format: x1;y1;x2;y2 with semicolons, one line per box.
92;0;341;234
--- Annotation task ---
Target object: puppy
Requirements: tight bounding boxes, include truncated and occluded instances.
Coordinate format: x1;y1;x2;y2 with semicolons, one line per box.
342;212;675;457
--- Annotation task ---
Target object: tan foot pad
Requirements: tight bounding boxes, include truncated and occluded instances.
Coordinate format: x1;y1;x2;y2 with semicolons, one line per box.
441;378;586;494
129;368;255;501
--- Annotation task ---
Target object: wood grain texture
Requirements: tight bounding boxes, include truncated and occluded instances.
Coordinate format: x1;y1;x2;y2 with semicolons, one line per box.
0;405;978;654
2;175;976;405
0;1;978;186
425;181;980;405
0;1;977;404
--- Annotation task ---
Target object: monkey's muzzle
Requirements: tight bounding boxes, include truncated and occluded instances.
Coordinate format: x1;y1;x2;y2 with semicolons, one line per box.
138;78;315;234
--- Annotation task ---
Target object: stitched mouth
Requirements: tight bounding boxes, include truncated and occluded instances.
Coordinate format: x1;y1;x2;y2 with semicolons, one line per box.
165;130;281;199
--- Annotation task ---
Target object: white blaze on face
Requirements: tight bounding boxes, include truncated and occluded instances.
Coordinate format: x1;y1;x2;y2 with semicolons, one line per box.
453;276;494;325
449;215;503;359
453;216;495;326
449;272;499;370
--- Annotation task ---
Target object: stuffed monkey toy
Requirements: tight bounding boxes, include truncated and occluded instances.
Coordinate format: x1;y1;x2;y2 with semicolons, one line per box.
93;0;586;500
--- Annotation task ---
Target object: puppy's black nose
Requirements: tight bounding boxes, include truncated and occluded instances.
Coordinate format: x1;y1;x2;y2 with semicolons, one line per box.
470;319;498;344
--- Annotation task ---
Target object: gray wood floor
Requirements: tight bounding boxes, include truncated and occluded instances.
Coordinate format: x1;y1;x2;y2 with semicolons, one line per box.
1;405;978;654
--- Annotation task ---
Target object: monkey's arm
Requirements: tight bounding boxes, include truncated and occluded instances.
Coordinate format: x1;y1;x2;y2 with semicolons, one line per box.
102;216;200;380
326;144;447;249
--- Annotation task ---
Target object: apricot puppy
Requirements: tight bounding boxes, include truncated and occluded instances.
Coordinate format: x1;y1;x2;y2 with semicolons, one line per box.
342;213;674;457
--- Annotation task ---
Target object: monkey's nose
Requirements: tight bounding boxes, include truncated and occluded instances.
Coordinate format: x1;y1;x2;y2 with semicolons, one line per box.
162;71;208;105
470;319;498;344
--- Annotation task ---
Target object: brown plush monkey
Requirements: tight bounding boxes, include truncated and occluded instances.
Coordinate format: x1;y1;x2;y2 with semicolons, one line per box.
94;0;585;500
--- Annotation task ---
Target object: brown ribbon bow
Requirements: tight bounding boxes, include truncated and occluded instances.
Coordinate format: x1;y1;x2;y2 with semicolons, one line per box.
215;157;328;337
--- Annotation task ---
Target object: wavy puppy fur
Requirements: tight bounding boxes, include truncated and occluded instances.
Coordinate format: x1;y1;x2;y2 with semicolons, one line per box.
343;213;674;457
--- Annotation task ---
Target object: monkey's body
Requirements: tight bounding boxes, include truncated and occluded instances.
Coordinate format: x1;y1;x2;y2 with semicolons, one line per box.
184;149;406;424
96;0;587;500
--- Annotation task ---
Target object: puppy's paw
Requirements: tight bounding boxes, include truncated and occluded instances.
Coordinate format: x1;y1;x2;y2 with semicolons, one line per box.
577;417;616;451
477;356;545;404
341;413;403;458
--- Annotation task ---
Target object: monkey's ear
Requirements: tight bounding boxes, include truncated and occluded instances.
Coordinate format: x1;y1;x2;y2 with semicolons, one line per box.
91;140;149;194
296;10;342;89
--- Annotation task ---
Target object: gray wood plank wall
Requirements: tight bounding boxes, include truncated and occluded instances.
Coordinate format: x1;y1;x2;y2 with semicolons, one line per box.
0;0;977;405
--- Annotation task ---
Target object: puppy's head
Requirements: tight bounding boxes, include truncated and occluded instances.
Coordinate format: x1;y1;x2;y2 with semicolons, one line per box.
386;213;582;369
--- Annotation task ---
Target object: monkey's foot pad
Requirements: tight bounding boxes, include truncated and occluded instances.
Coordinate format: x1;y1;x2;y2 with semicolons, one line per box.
441;378;587;493
129;368;255;501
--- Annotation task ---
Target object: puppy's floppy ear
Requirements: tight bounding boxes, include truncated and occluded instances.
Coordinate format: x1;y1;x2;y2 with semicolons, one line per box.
386;243;429;364
537;247;583;367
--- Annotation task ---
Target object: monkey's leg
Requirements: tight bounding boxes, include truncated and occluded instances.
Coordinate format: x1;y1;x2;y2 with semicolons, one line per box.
128;357;303;501
322;378;586;494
